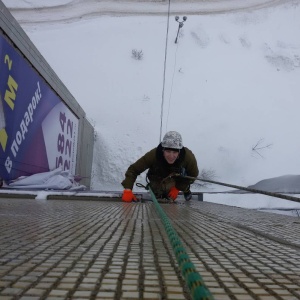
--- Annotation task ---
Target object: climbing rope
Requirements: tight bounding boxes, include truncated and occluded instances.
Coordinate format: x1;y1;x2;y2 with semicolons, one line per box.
159;0;171;142
165;41;180;132
148;187;214;300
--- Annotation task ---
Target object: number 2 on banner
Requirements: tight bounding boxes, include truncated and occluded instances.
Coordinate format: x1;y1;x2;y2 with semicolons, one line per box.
56;112;73;170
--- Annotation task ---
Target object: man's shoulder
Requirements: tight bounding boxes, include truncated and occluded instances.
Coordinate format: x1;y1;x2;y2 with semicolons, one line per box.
183;146;192;153
143;147;158;159
145;147;157;154
183;147;196;159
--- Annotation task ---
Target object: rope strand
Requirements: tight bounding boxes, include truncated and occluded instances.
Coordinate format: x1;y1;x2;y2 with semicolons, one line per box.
149;187;214;299
165;41;179;132
159;0;171;143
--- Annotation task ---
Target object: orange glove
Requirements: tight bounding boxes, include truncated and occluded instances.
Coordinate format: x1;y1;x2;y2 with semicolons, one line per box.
122;189;137;202
168;186;180;200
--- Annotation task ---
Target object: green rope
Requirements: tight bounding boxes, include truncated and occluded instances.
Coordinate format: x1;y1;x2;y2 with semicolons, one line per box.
149;187;214;300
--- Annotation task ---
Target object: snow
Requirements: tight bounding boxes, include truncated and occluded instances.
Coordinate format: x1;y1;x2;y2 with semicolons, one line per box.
248;174;300;193
2;0;300;215
205;193;300;217
3;0;290;19
3;0;72;9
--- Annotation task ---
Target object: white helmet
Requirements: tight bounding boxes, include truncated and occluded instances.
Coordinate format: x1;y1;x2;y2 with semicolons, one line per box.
161;131;183;149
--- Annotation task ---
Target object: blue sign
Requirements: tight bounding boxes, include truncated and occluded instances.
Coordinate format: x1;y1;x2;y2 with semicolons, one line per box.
0;33;78;182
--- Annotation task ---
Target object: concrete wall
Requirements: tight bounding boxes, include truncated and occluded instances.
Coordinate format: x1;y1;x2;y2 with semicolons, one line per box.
0;1;94;187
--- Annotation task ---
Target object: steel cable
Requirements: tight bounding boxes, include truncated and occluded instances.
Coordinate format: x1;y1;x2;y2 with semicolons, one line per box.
159;0;171;143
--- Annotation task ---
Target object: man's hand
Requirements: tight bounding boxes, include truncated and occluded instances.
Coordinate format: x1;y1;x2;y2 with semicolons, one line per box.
122;189;137;202
168;186;179;200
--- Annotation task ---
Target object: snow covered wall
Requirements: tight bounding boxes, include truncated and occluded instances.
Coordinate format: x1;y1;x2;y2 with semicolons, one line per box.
0;1;94;187
4;0;300;194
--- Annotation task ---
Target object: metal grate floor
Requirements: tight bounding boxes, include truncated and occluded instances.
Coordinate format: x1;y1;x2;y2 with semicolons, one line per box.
0;198;300;299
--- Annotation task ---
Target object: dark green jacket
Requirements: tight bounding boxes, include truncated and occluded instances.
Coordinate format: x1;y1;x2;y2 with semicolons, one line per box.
122;144;199;191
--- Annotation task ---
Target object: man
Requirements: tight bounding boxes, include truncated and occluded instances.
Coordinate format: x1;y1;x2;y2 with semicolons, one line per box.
121;131;199;202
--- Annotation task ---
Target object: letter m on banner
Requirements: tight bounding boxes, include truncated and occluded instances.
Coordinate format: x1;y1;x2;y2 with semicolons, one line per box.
4;75;18;110
0;94;7;151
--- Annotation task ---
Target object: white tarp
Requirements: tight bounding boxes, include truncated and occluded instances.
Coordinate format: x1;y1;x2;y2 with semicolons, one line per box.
8;167;86;190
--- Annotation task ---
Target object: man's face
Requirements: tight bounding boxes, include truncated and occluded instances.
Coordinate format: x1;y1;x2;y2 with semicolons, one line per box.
163;149;179;164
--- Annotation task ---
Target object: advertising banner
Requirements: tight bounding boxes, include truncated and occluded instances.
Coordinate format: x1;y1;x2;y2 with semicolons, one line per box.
0;33;78;182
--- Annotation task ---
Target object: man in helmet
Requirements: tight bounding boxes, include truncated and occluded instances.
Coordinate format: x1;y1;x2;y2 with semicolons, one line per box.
121;131;199;202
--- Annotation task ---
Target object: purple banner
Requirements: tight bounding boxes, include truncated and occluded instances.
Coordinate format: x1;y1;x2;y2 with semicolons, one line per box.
0;33;78;182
